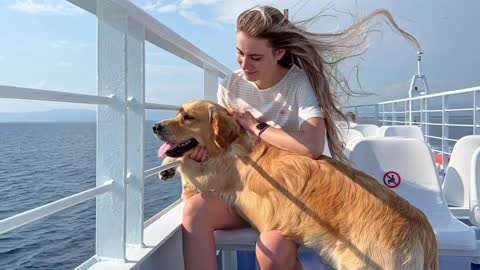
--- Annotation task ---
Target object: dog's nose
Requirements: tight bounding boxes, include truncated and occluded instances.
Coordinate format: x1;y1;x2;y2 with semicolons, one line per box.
152;123;162;134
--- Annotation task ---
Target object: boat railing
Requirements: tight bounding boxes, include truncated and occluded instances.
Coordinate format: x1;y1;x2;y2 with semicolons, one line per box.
343;85;480;169
0;0;229;268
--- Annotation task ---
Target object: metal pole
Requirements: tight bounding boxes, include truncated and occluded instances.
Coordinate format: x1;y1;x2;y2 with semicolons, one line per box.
417;51;423;76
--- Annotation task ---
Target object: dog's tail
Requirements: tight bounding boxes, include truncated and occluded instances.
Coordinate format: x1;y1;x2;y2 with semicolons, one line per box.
403;211;439;270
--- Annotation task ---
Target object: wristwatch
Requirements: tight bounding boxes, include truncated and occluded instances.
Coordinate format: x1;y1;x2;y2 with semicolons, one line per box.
255;122;270;137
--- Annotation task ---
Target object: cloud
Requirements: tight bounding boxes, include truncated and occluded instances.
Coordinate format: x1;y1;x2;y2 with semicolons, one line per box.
137;0;299;29
9;0;83;15
155;4;178;13
178;9;223;30
138;0;225;30
139;0;177;13
179;0;223;8
211;0;262;25
29;80;48;89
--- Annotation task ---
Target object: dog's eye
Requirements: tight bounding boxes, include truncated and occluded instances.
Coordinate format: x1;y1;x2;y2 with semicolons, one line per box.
183;114;194;121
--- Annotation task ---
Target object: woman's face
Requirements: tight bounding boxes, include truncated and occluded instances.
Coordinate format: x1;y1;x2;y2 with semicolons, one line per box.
236;31;285;82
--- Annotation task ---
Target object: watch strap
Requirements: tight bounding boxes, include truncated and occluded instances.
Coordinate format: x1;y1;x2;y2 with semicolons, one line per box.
255;122;270;137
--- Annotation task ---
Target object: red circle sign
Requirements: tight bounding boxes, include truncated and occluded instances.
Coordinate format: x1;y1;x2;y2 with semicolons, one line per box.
383;171;401;188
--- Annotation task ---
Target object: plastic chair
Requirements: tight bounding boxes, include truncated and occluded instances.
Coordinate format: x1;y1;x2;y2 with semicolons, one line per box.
469;148;480;226
352;124;379;137
346;137;476;252
336;121;357;129
443;136;480;210
339;128;363;146
377;125;424;141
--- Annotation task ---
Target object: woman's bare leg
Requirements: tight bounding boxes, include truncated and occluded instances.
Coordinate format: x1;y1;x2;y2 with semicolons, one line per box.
182;192;249;270
256;230;303;270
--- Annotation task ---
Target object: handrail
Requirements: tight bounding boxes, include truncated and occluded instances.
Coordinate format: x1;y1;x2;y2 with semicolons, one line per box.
144;161;182;179
0;85;113;105
345;85;480;170
379;86;480;104
145;102;180;111
0;180;113;235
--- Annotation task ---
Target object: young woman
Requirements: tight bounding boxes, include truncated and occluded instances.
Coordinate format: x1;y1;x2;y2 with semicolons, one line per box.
161;5;419;270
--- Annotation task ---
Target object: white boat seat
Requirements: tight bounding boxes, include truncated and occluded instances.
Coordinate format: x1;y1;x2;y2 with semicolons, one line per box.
470;148;480;226
336;120;357;129
352;124;379;137
214;228;314;252
215;228;258;251
339;128;363;146
377;125;424;141
346;137;476;251
443;135;480;209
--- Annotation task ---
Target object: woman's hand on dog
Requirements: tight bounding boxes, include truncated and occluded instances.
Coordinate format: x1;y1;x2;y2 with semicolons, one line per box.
227;108;259;136
159;145;208;181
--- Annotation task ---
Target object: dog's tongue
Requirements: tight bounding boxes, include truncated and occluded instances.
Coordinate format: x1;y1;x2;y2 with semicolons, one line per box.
157;143;179;158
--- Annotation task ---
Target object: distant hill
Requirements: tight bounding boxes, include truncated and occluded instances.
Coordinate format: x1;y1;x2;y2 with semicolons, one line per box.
0;109;176;123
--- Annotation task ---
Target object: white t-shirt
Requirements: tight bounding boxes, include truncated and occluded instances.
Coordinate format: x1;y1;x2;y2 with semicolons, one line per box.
217;65;331;156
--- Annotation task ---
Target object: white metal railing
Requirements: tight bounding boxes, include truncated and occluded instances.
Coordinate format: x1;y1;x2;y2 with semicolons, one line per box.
0;180;114;235
0;0;230;267
344;85;480;169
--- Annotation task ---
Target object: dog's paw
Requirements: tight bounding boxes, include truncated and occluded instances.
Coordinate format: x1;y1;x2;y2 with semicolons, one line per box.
159;168;176;181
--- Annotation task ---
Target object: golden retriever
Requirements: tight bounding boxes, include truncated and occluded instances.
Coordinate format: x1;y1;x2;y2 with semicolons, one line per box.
153;100;438;270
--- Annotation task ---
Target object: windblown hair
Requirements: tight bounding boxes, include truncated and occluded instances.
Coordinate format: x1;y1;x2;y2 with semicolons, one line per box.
237;6;420;163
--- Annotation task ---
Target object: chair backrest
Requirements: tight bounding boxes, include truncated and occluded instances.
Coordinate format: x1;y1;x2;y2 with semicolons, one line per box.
443;135;480;207
336;121;357;129
352;124;379;137
339;128;363;146
377;125;424;141
469;148;480;225
346;137;449;221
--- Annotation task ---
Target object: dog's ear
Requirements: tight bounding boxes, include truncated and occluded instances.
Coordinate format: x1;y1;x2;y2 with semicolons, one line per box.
209;105;239;149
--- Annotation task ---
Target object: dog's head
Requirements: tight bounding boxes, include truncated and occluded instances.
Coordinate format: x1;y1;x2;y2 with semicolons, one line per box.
153;100;241;158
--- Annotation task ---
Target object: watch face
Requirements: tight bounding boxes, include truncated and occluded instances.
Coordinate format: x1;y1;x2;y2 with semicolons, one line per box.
256;122;268;130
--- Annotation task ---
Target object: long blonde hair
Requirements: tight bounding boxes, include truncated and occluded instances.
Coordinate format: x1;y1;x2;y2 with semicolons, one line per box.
237;6;420;163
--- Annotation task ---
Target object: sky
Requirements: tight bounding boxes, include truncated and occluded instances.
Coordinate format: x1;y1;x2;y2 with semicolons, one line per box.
0;0;479;113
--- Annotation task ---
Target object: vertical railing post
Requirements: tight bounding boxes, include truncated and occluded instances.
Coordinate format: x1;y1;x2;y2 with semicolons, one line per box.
96;0;128;261
410;100;414;125
374;104;379;126
204;65;218;101
442;96;450;168
126;18;146;246
420;98;424;133
474;91;480;135
392;103;396;125
382;103;385;126
408;99;412;125
424;97;429;145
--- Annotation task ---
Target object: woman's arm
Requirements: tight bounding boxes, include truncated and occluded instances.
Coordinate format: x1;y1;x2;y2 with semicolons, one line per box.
229;109;326;159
